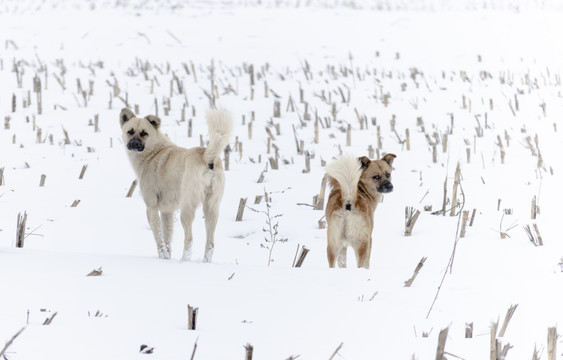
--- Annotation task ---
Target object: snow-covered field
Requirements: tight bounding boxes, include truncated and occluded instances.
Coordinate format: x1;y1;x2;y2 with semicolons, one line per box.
1;1;563;359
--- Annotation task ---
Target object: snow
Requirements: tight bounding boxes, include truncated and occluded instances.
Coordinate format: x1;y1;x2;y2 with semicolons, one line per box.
1;1;563;359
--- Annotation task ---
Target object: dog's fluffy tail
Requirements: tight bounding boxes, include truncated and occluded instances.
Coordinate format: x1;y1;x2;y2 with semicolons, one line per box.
204;108;233;165
326;155;362;206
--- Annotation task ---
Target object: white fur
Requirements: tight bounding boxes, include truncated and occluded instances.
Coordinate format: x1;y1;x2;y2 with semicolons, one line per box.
204;108;233;165
326;155;362;204
327;209;372;268
121;108;232;262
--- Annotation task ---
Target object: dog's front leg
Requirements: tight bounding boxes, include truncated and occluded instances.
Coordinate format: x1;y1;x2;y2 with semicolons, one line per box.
147;207;169;259
160;211;174;259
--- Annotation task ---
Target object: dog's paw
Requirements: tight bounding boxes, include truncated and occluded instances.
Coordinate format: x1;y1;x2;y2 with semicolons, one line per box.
180;250;191;262
203;249;214;263
158;247;171;260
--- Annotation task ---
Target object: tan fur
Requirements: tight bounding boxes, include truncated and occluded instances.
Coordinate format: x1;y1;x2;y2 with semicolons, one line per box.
119;107;232;261
326;153;396;269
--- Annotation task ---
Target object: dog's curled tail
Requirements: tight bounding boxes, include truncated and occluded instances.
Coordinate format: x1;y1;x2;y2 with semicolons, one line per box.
204;108;233;166
326;155;362;208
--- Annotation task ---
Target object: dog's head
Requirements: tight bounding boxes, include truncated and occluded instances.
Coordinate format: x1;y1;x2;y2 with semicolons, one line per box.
358;153;396;195
119;108;161;153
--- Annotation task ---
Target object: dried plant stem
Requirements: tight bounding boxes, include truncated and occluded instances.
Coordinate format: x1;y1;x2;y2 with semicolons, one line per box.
441;176;448;215
524;224;543;246
405;207;421;236
533;224;543;245
427;181;465;319
532;344;539;360
245;343;254;360
292;124;301;154
0;327;25;358
266;223;277;267
293;246;309;268
292;244;300;267
465;323;473;338
313;175;327;210
404;257;427;287
436;327;449;360
496;135;505;164
469;209;477;226
224;145;231;171
450;162;461;216
547;327;557;360
126;180;137;197
43;312;58;325
500;343;513;359
62;127;71;145
257;171;265;184
328;342;343;360
498;304;518;337
459;210;469;238
190;338;198;360
303;152;310;173
490;321;498;360
86;267;103;276
79;164;88;179
265;126;276;141
236;198;247;222
268;157;279;170
16;211;27;248
187;305;198;330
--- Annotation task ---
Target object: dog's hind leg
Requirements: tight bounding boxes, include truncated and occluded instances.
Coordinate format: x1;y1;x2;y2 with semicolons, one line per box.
337;247;347;268
202;189;223;263
180;205;196;262
147;207;167;259
327;218;344;268
327;245;337;268
160;211;174;259
354;240;370;269
327;244;346;268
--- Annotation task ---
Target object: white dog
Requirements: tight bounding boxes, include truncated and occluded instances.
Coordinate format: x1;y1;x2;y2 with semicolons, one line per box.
120;107;233;262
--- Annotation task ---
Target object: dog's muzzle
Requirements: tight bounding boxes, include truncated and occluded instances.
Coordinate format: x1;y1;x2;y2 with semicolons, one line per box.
127;138;145;152
377;180;393;194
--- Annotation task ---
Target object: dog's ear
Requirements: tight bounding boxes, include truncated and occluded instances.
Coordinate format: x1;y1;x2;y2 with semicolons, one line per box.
358;156;371;170
145;115;161;129
382;153;396;166
120;108;135;126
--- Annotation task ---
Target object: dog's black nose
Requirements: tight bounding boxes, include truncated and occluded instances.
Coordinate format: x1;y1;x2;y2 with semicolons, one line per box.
378;181;393;193
127;138;144;152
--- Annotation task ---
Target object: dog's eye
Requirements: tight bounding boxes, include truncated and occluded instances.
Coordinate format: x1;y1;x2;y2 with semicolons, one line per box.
140;130;148;137
385;173;390;178
373;175;381;181
127;129;134;135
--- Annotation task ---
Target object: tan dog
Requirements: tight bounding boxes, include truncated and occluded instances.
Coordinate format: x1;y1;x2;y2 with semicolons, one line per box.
120;107;233;261
325;153;396;268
